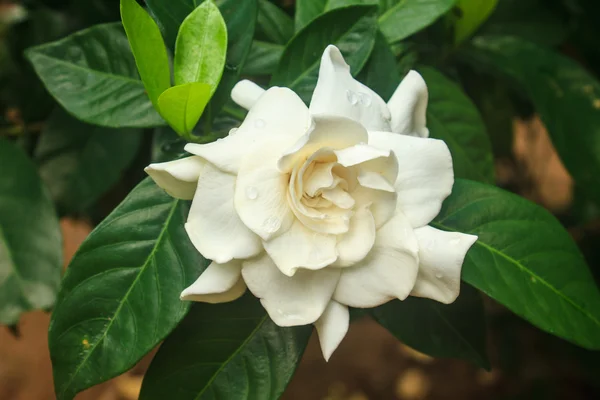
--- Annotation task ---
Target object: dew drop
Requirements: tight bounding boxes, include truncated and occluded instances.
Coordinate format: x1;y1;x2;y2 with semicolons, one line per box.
450;238;461;245
427;239;435;250
263;216;281;233
225;63;237;71
358;92;372;107
254;119;266;128
346;90;358;105
435;272;444;279
245;186;258;200
228;127;238;136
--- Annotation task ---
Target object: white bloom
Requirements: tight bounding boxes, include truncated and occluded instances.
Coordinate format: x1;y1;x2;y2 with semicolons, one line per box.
145;45;477;361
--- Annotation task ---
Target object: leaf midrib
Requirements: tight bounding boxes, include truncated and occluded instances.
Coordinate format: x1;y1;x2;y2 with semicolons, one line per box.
58;199;180;399
432;221;600;329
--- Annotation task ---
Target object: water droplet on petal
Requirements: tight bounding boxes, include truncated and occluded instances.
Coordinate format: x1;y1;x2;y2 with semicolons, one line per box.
435;272;444;279
449;238;461;245
358;92;372;107
427;239;435;250
346;90;358;105
228;128;238;136
254;119;266;129
263;216;281;233
245;186;258;200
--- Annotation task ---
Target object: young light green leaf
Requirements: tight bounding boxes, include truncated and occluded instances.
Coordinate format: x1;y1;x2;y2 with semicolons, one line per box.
454;0;498;44
243;40;283;75
373;284;489;368
294;0;378;32
49;178;208;400
272;5;379;103
379;0;456;43
139;296;312;400
175;0;227;93
35;109;142;214
420;67;494;183
25;23;165;128
0;138;62;325
120;0;171;109
464;35;600;205
158;82;211;136
258;0;294;44
433;179;600;350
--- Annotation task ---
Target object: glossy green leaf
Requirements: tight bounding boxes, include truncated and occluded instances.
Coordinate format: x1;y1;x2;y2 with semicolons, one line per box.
433;179;600;350
35;109;142;214
454;0;498;43
465;35;600;204
420;67;494;183
257;0;294;44
242;40;283;75
373;284;489;368
294;0;378;32
379;0;456;43
144;0;195;49
357;31;401;100
272;5;379;103
25;23;165;128
49;178;208;400
175;0;227;92
0;138;62;325
139;295;312;400
158;82;212;136
120;0;171;109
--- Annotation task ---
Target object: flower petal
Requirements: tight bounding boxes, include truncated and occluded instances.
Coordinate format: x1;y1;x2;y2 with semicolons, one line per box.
352;185;397;228
411;226;478;304
231;79;265;110
186;87;311;174
369;131;453;228
144;156;204;200
314;300;349;361
263;219;338;277
333;211;419;308
278;115;368;173
242;254;341;326
387;70;429;137
234;140;296;241
180;260;246;304
186;162;262;263
309;45;391;131
335;206;376;267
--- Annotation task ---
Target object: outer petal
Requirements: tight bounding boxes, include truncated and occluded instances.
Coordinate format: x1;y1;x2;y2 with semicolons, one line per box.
144;156;204;200
263;220;337;277
314;300;349;361
186;87;311;174
411;226;478;304
186;162;262;263
333;211;419;308
369;131;453;228
387;70;429;137
231;79;265;110
180;260;246;304
335;206;376;267
242;254;341;327
309;45;392;131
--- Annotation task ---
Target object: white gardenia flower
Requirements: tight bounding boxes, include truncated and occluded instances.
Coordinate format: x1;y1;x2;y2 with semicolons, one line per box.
145;45;477;361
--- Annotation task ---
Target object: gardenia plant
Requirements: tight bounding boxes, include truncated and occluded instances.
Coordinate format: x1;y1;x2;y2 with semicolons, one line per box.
146;45;477;360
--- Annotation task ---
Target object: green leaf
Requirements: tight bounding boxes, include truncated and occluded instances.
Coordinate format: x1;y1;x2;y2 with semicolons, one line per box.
175;0;228;93
464;35;600;204
139;295;311;400
272;5;379;103
379;0;456;43
120;0;171;109
420;67;494;183
158;82;212;136
257;0;294;44
357;31;401;100
454;0;498;44
294;0;378;32
49;178;208;400
35;109;142;214
433;179;600;350
0;138;62;325
372;284;489;368
25;23;165;128
243;40;283;75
